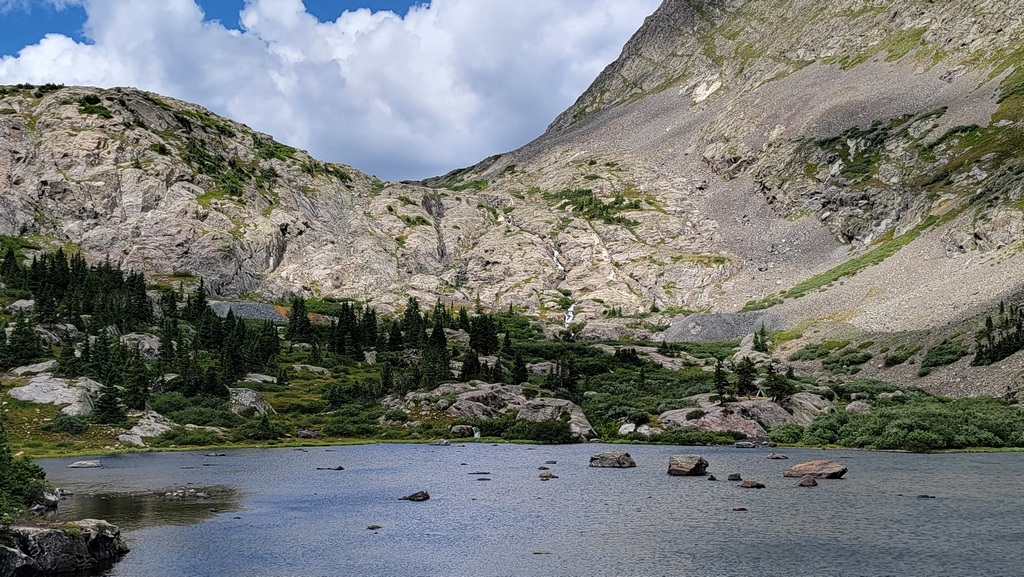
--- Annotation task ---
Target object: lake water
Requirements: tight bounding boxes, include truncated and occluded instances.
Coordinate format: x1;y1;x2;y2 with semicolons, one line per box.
38;444;1024;577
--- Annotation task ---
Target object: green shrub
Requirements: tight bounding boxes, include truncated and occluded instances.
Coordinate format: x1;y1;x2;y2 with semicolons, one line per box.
40;414;88;435
382;409;408;422
167;407;244;428
685;409;705;421
918;340;969;375
654;428;746;446
231;415;282;441
149;427;222;447
501;419;574;444
768;424;805;445
883;345;921;367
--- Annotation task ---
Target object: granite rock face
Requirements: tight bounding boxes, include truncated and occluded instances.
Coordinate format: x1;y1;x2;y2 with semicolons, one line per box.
4;519;129;576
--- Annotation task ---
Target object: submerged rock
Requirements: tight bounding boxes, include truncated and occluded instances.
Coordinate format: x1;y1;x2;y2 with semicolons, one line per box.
796;475;819;487
399;491;430;502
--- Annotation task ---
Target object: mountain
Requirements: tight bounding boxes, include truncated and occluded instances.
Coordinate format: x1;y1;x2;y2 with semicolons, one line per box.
2;0;1024;396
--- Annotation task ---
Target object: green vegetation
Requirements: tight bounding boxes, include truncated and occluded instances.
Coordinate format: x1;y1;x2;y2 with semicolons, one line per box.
918;339;969;376
77;94;112;119
543;188;642;227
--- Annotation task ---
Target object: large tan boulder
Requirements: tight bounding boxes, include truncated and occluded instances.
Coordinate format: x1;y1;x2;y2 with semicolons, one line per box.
667;455;708;476
784;460;848;479
7;374;101;416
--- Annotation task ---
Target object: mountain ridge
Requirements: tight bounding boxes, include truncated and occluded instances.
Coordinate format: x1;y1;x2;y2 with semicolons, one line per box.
4;0;1024;396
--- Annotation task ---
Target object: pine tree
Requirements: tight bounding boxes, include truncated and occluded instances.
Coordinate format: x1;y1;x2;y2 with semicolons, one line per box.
734;356;758;397
753;323;770;353
7;311;43;368
122;350;151;411
92;379;127;425
183;278;209;322
713;358;729;404
511;353;528;386
285;296;314;343
460;349;482;381
422;323;450;388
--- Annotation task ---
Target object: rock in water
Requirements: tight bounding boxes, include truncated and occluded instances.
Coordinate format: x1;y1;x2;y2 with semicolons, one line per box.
667;455;709;476
766;453;788;460
727;473;742;482
4;519;129;574
429;439;451;446
796;475;818;487
589;451;636;468
67;460;102;468
740;481;766;489
399;491;430;502
784;460;848;479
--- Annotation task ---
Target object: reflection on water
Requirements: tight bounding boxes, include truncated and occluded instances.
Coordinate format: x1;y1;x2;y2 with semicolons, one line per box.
54;486;241;531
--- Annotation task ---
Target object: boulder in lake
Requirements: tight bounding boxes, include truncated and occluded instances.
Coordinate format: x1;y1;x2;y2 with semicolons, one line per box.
539;471;558;480
589;451;636;468
740;481;766;489
67;460;102;468
796;475;818;487
766;453;789;460
667;455;709;476
399;491;430;502
4;519;128;575
735;441;756;448
784;460;848;479
429;439;451;446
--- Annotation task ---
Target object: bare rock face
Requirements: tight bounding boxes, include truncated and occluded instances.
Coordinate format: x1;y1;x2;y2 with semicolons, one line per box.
787;393;836;426
228;387;276;416
5;520;129;575
659;405;766;439
667;455;708;476
784;460;848;479
589;451;636;468
734;400;799;430
8;374;102;416
516;398;596;442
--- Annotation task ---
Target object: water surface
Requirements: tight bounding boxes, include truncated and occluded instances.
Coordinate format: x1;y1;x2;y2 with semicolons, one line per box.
40;444;1024;577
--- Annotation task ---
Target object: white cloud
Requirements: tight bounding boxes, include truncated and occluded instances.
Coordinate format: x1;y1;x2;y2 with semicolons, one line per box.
0;0;659;179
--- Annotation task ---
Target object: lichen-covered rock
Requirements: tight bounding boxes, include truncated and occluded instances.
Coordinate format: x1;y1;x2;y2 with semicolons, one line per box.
845;400;873;414
788;393;836;426
228;387;276;416
589;450;636;468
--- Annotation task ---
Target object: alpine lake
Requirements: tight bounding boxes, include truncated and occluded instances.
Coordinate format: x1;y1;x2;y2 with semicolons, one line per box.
39;443;1024;577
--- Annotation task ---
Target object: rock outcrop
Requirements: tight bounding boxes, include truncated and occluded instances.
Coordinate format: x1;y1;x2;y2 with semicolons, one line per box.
228;387;276;416
7;374;101;416
659;405;766;439
2;520;129;576
516;398;595;442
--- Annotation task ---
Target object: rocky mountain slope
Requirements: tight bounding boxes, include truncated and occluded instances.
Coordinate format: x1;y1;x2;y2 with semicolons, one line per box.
3;0;1024;396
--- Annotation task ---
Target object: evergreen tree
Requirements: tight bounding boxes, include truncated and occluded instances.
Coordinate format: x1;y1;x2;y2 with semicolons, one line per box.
285;296;314;343
0;419;47;515
386;321;403;351
122;350;151;411
511;352;528;386
6;311;43;368
159;318;177;369
422;323;450;388
713;358;729;404
55;336;84;377
92;379;127;425
460;349;482;381
183;278;209;322
734;356;758;397
753;323;770;353
469;314;499;355
309;339;323;365
400;297;425;347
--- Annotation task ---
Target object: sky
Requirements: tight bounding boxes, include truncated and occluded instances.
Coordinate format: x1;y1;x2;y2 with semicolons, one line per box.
0;0;659;180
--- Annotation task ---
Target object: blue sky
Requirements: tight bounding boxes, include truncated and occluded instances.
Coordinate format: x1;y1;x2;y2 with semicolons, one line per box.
0;0;658;180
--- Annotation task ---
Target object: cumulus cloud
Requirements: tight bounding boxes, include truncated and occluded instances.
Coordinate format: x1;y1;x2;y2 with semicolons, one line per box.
0;0;659;179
